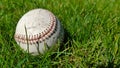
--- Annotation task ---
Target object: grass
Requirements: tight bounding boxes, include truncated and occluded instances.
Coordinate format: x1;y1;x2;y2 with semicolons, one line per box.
0;0;120;67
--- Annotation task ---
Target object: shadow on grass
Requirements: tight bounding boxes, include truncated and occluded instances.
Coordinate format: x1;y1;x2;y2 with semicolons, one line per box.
49;28;72;59
59;28;72;51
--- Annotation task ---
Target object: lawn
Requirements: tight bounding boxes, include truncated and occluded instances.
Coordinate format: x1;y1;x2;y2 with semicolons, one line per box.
0;0;120;68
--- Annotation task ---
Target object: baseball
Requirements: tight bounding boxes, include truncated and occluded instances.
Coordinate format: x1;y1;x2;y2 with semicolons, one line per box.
14;9;64;55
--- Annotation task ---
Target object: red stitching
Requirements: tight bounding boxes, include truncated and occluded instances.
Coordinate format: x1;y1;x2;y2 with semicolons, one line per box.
14;10;57;44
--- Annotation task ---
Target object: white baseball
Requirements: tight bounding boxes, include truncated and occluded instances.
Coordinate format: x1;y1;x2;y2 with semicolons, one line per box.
14;9;64;55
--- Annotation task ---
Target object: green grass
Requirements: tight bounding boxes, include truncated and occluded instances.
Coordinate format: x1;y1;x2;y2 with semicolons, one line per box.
1;0;120;67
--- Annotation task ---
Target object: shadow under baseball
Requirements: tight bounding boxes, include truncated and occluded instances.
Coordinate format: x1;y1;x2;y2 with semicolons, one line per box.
59;28;72;51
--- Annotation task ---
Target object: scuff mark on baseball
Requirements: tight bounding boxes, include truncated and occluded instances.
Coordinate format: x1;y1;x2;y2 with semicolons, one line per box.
14;9;64;55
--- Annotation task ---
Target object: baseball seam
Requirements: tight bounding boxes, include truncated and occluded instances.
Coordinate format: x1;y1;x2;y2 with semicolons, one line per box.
14;11;57;44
